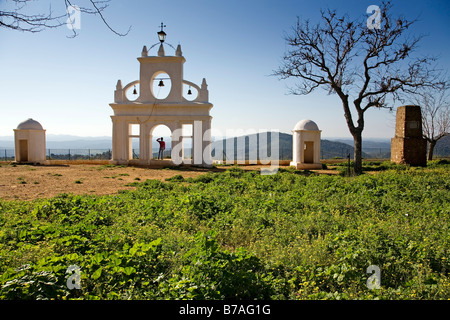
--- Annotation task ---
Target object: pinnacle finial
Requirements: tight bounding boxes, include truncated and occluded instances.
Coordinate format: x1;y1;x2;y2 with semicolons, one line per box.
142;45;148;57
158;43;165;57
201;78;208;89
176;44;182;57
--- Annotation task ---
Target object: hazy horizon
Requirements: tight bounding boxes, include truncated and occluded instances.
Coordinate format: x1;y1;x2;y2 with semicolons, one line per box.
0;132;392;142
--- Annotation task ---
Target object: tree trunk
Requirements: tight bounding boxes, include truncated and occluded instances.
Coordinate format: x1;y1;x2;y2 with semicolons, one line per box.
353;132;363;174
427;140;436;161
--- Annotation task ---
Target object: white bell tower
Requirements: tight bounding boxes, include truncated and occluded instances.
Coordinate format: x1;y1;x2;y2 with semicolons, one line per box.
110;24;213;167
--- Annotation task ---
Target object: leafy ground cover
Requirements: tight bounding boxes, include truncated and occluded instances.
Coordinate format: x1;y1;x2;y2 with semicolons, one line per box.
0;162;449;299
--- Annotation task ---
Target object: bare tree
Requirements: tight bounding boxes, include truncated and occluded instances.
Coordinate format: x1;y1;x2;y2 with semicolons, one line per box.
413;86;450;160
0;0;130;37
274;1;445;174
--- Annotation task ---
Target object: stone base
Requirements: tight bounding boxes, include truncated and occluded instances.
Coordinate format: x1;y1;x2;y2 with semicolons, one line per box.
290;162;322;170
391;137;427;166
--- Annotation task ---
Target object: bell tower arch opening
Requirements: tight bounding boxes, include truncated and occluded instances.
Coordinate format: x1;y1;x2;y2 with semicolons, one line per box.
151;71;172;100
182;124;193;161
129;124;140;160
151;124;172;160
125;83;140;102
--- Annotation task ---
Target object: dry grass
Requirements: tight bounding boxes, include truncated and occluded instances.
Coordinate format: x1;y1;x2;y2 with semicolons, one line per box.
0;163;342;201
0;164;209;201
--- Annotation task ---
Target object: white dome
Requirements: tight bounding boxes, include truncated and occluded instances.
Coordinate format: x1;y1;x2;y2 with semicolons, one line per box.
17;118;44;130
293;119;319;131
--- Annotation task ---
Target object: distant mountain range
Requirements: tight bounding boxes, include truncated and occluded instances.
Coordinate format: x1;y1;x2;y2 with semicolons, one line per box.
210;132;363;160
432;135;450;157
0;134;113;149
1;133;449;158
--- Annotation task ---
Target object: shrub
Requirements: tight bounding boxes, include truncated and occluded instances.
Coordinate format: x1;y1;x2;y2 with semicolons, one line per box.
165;174;184;182
158;231;278;299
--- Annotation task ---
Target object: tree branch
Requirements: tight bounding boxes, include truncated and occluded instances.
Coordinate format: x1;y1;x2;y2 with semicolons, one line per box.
0;0;131;37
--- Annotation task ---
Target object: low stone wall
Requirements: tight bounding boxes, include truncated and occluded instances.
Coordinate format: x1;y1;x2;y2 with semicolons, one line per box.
45;160;110;166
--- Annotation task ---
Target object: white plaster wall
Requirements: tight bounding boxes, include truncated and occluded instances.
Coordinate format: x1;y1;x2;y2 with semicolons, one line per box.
138;56;185;103
290;129;322;169
14;129;46;162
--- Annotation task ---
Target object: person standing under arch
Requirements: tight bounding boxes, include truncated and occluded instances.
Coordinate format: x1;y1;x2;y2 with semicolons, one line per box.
156;137;165;160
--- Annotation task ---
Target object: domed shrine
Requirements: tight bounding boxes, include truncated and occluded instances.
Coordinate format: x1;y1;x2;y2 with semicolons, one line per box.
290;119;322;169
14;118;46;163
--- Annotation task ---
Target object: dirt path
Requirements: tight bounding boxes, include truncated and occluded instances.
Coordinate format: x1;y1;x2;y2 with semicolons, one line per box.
0;164;211;201
0;163;340;201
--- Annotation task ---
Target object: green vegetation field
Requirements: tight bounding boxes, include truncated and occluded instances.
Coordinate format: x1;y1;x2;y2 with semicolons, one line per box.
0;161;449;300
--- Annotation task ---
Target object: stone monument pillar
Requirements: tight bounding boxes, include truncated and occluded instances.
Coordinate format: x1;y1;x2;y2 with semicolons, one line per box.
391;105;427;166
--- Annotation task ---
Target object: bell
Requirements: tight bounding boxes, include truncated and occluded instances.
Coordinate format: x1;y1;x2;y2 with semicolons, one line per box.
187;88;192;95
132;85;137;95
158;80;164;87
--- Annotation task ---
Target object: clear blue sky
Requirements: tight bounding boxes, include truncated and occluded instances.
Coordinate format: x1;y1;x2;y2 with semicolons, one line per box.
1;0;449;139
